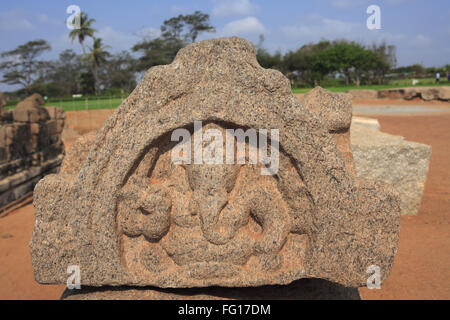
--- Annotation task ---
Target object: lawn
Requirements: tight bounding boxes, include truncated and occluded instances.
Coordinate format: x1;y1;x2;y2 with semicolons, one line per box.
292;78;450;94
4;78;449;110
44;97;124;111
6;97;125;111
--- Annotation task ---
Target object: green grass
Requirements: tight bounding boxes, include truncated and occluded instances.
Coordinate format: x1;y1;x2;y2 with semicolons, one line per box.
5;78;448;111
45;97;124;111
292;79;450;94
6;97;124;111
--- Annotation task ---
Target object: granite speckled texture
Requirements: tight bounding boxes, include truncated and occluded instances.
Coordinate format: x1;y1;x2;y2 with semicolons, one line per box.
351;122;431;215
30;37;400;290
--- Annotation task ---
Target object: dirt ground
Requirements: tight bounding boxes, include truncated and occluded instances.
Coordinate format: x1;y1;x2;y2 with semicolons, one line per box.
358;113;450;299
0;100;449;300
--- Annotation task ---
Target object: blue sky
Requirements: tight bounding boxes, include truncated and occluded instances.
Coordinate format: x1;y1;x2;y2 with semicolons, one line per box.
0;0;449;91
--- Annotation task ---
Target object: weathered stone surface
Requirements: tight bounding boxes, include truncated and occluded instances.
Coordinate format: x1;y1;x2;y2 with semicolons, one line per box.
352;117;380;131
0;92;11;123
300;87;355;175
30;37;400;289
350;120;432;215
347;89;378;100
60;130;97;175
0;92;5;110
0;92;6;115
13;93;49;123
378;86;450;101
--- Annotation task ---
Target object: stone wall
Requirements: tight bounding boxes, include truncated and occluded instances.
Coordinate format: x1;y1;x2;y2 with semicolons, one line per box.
347;87;450;101
0;94;65;207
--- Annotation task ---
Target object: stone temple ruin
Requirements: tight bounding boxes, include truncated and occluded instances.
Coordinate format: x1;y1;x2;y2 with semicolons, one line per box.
351;117;431;215
0;93;65;208
30;37;401;299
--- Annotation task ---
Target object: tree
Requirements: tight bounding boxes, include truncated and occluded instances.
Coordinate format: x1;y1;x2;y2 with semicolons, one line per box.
313;41;371;85
182;11;216;43
369;41;396;84
104;51;137;93
76;71;95;95
283;40;332;86
133;11;215;73
0;39;51;93
87;38;110;94
161;11;215;43
132;37;183;72
255;35;284;71
69;12;96;54
53;49;83;94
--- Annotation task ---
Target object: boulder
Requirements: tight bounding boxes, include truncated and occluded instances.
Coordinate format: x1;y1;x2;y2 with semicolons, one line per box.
0;94;65;207
0;92;6;109
352;116;380;131
13;93;49;123
300;86;355;175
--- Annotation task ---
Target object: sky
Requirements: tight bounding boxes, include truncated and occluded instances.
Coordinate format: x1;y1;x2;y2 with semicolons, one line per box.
0;0;449;91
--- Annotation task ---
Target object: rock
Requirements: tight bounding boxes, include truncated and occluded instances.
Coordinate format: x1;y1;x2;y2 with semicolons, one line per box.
0;92;6;110
0;94;65;207
300;86;355;175
351;124;431;215
0;92;9;123
13;93;49;123
30;37;400;291
347;89;378;100
378;86;450;101
60;131;97;175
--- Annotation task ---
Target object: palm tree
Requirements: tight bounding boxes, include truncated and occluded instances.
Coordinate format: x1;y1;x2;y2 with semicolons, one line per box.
69;12;96;55
87;38;110;94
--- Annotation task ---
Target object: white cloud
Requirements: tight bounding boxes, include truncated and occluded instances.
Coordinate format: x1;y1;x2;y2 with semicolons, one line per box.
171;4;186;14
213;0;257;17
331;0;408;8
135;26;161;41
36;13;63;27
96;26;141;52
385;0;408;5
409;34;432;47
37;14;49;24
222;16;265;36
279;14;412;46
51;26;151;55
331;0;369;8
277;14;442;67
0;10;33;31
281;16;361;40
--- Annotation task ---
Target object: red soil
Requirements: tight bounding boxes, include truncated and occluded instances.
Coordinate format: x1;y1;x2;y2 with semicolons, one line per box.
358;113;450;299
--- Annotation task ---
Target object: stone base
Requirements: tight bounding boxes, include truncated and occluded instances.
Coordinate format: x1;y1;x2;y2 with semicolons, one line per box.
61;279;361;300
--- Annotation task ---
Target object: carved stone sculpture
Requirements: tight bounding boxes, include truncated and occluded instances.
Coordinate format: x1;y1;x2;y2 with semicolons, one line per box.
30;37;400;292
